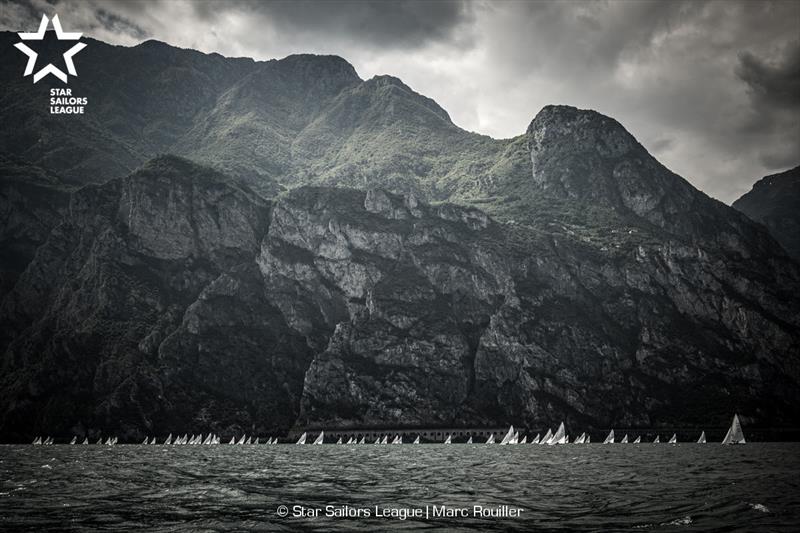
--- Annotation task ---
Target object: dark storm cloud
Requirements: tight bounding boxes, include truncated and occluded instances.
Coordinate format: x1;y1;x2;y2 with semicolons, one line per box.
195;0;473;50
737;41;800;111
1;0;798;203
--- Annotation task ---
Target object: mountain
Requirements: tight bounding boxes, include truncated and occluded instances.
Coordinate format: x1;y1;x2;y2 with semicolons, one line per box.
1;35;798;440
733;165;800;260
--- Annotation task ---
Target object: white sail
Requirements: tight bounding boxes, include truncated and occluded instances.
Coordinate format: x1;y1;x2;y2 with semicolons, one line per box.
237;435;246;445
576;432;587;444
444;434;452;444
336;437;343;445
586;435;591;443
381;435;388;444
620;434;628;444
722;414;746;445
531;433;540;444
82;437;89;445
668;434;677;444
96;438;103;445
32;436;41;445
313;431;324;445
105;437;113;445
486;433;495;444
181;434;188;444
359;437;365;444
70;436;77;445
510;431;519;445
540;428;553;445
653;435;660;443
633;436;641;444
697;431;706;444
165;433;172;445
549;422;567;445
413;436;420;444
374;437;381;444
346;437;354;444
254;437;259;445
296;432;307;445
246;436;252;445
466;436;473;444
603;429;615;444
499;425;515;445
142;437;149;445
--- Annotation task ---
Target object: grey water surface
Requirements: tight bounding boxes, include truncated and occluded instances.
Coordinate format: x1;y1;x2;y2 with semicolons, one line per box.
1;443;798;532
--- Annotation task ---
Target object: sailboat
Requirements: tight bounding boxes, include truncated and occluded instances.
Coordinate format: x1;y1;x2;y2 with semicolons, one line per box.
296;432;307;445
586;435;591;443
485;433;495;444
531;433;540;444
96;438;103;445
573;433;585;444
346;437;354;444
603;430;615;444
105;437;114;445
165;433;173;445
499;425;515;445
245;436;252;445
254;437;259;445
620;434;629;444
539;428;553;445
70;436;77;445
466;436;473;444
633;436;641;444
381;435;389;444
358;437;365;444
142;437;149;445
32;436;42;445
443;434;452;444
82;437;89;445
336;437;343;445
374;437;381;444
413;436;420;444
393;435;403;444
313;431;324;445
549;422;567;445
510;431;519;445
722;414;746;445
697;431;706;444
668;434;677;444
237;435;247;445
653;435;660;443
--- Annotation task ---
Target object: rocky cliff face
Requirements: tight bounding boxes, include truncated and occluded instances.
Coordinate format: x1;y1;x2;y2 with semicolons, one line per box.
2;148;797;440
734;165;800;260
0;156;312;439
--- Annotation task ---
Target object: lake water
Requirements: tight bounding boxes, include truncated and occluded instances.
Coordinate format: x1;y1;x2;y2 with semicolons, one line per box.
1;443;798;531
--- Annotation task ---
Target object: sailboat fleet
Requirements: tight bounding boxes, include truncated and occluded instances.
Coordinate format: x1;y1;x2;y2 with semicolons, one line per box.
23;414;750;446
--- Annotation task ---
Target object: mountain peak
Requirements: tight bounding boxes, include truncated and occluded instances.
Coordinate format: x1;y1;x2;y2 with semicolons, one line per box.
525;105;703;229
733;165;800;259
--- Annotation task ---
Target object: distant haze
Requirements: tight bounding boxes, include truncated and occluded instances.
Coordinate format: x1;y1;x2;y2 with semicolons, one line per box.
2;0;798;204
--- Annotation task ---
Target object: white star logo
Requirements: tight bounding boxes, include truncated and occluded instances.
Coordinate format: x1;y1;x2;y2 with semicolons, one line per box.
14;14;87;84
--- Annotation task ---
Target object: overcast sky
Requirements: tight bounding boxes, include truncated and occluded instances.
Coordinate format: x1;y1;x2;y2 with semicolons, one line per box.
2;0;798;203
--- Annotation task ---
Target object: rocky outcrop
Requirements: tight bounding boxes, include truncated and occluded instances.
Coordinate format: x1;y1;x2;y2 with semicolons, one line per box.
734;165;800;260
0;156;305;440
